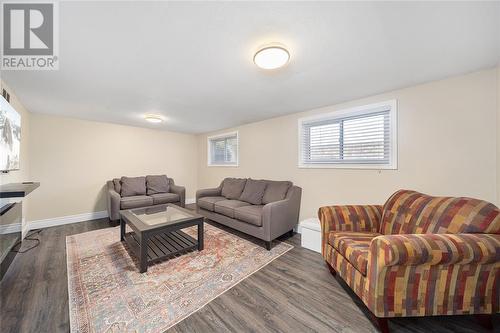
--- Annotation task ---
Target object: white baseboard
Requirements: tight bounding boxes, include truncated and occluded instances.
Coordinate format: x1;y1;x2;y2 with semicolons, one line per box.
186;198;196;205
27;210;108;232
0;222;21;234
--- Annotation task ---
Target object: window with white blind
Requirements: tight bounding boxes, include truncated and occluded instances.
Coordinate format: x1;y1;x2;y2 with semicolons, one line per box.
298;100;397;169
207;131;239;166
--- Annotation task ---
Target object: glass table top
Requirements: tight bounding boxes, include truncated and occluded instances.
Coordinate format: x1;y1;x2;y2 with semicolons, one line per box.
129;204;193;226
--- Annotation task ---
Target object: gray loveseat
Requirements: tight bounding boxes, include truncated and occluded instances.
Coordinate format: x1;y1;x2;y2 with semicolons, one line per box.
196;178;301;249
107;175;185;221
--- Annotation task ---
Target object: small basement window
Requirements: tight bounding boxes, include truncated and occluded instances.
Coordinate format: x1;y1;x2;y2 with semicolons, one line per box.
299;100;397;169
208;131;239;166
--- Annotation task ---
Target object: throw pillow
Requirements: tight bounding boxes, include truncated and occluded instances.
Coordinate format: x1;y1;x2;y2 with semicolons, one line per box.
262;180;292;204
146;175;170;195
120;176;147;197
239;179;267;205
221;178;247;199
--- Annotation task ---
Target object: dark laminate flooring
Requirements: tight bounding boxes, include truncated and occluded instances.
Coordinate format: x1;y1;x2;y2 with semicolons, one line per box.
1;214;498;333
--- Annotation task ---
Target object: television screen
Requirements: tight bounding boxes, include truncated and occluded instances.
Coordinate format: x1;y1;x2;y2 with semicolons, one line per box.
0;96;21;171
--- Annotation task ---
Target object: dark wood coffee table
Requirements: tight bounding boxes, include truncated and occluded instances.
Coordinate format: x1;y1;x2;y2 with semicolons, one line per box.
120;204;204;273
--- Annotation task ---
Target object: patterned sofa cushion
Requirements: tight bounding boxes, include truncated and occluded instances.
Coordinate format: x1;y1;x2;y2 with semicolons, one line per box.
328;231;381;275
380;190;500;235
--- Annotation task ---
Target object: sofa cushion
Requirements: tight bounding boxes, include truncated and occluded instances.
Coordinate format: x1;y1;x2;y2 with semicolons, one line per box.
214;200;251;218
262;180;292;204
113;178;121;194
198;196;226;211
146;175;170;195
328;231;381;275
239;179;267;205
120;195;153;209
221;178;247;200
380;189;500;235
234;205;264;226
120;176;147;197
149;193;180;205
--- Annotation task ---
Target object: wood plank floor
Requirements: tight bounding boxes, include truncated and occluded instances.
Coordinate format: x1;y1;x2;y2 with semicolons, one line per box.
0;217;498;333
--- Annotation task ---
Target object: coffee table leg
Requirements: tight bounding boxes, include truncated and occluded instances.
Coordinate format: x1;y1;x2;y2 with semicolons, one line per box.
120;218;125;241
198;222;204;251
139;234;148;273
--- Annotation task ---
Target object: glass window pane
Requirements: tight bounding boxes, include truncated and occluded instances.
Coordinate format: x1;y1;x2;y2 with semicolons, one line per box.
343;114;385;160
309;122;340;161
209;134;238;165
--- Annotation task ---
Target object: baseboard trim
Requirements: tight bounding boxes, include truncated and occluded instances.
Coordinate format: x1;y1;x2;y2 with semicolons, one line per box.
27;211;108;232
186;198;196;205
0;222;21;234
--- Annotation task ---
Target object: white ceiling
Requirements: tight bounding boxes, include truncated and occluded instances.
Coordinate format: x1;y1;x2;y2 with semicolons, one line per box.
2;1;500;133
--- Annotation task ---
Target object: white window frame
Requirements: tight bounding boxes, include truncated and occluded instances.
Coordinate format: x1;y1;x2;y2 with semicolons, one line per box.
207;131;239;167
298;100;398;169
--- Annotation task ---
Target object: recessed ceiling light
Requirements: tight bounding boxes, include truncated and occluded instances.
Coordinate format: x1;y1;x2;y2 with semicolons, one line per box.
254;45;290;70
144;115;163;123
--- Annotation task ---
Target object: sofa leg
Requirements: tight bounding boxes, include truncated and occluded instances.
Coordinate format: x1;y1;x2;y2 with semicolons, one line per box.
265;241;272;251
475;314;493;330
326;261;336;276
288;229;294;237
375;317;389;333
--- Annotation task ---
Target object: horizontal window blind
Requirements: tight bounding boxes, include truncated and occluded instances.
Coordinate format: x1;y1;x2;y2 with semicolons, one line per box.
209;133;238;165
300;106;394;166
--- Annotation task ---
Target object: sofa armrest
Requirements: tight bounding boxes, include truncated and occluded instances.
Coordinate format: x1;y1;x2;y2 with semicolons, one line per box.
169;184;186;207
262;186;302;241
370;233;500;267
318;205;382;256
196;187;222;201
106;181;121;221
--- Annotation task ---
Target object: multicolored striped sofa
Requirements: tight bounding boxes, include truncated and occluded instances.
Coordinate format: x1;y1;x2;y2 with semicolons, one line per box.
319;190;500;332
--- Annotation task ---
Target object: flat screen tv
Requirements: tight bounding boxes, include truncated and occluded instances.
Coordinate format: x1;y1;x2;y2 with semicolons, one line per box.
0;95;21;172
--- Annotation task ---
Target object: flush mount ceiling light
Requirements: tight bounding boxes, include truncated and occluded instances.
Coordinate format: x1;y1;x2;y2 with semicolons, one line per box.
144;115;163;123
253;45;290;70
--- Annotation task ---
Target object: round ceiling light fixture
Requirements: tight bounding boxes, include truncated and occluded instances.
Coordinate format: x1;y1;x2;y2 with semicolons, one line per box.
144;114;163;123
253;45;290;70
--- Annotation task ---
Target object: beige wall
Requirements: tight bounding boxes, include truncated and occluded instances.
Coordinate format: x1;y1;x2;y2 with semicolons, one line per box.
28;114;198;221
197;69;498;221
0;80;31;222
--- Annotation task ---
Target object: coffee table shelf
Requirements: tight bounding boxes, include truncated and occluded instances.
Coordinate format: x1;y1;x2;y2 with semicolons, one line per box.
124;230;198;263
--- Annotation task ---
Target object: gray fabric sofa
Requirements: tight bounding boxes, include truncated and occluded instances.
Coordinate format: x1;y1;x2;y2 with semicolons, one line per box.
196;178;301;250
107;175;185;221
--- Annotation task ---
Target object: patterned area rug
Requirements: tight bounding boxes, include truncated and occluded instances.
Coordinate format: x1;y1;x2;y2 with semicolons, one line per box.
66;224;293;332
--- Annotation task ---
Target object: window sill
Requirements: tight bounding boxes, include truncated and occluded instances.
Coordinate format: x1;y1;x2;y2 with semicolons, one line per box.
207;164;239;167
298;163;397;170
